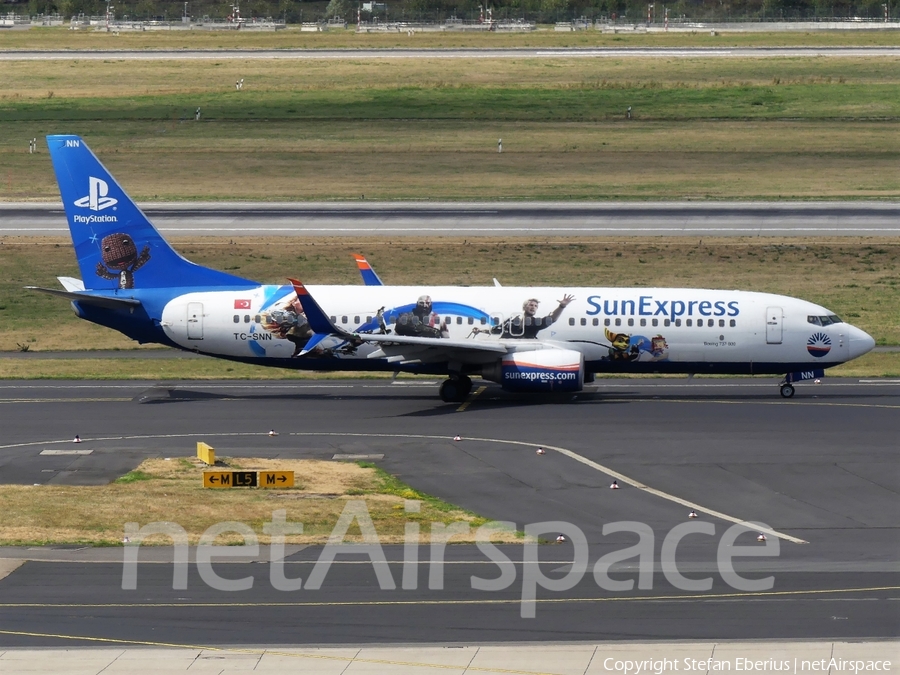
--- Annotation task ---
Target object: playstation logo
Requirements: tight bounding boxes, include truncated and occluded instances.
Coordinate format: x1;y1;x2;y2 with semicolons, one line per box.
74;176;117;211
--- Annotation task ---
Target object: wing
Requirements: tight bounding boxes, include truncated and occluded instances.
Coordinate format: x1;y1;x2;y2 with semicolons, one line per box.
288;278;527;364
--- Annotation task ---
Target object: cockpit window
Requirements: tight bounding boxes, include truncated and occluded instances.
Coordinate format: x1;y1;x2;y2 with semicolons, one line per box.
809;314;843;326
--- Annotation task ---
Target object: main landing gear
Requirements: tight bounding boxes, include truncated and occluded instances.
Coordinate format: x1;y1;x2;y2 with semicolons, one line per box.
439;375;473;403
779;382;795;398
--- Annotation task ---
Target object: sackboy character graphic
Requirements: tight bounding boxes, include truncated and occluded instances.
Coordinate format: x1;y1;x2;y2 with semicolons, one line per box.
95;233;151;289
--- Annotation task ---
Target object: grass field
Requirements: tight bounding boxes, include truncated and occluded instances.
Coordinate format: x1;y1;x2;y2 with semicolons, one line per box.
2;26;900;51
1;236;897;357
0;456;509;546
2;55;898;201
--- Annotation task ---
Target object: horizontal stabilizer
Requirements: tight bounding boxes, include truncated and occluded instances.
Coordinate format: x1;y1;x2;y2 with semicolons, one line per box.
57;277;85;292
26;286;142;310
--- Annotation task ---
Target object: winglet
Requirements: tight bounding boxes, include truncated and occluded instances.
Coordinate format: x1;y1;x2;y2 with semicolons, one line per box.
352;254;384;286
288;278;345;336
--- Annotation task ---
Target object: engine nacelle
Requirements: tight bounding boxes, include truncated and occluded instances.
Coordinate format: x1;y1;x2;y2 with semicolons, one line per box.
483;349;584;393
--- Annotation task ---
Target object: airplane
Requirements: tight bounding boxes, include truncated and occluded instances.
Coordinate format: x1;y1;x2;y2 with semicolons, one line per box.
30;134;876;403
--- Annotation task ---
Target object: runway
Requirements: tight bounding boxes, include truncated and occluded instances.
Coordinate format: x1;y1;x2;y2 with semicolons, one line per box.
2;47;899;60
3;202;900;237
0;378;897;648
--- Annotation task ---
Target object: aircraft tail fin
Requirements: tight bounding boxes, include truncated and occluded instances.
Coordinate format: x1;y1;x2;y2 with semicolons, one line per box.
46;135;255;291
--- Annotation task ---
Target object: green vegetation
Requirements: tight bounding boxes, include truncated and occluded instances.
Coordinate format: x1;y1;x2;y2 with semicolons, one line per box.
1;56;898;201
114;470;154;483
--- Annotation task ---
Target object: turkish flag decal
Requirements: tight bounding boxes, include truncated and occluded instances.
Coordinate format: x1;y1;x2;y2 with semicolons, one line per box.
234;299;251;309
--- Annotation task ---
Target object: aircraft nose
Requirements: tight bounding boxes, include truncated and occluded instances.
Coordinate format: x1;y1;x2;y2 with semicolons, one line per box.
847;325;876;360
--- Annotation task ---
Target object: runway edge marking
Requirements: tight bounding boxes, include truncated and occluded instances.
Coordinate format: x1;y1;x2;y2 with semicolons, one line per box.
286;432;810;545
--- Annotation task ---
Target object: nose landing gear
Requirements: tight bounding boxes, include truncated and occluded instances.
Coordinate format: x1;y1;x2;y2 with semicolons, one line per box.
779;382;795;398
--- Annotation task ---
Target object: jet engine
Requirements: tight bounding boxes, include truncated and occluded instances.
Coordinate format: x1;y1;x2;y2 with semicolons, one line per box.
482;349;584;393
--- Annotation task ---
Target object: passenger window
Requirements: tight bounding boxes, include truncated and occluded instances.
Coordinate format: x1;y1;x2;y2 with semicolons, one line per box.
652;319;658;327
354;316;360;324
675;319;682;327
580;318;587;326
341;316;348;324
457;316;463;325
604;318;611;326
708;319;714;327
569;318;575;326
686;319;692;327
640;318;646;327
480;317;487;325
233;315;240;323
244;315;250;323
664;319;671;327
729;319;736;327
492;317;500;326
366;316;372;323
330;316;336;323
719;319;725;327
627;318;634;327
468;317;474;325
592;318;599;326
254;315;261;324
615;318;621;326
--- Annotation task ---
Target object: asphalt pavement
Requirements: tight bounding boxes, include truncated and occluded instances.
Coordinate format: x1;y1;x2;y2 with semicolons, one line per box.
0;378;897;648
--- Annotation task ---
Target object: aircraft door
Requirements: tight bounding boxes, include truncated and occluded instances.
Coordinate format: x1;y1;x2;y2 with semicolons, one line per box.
187;302;204;340
766;306;782;344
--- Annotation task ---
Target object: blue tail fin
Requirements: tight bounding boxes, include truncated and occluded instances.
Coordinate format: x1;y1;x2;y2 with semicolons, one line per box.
47;135;255;291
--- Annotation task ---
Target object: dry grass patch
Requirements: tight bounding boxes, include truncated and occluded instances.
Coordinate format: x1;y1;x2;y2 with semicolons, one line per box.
3;57;899;99
3;120;897;202
0;457;510;546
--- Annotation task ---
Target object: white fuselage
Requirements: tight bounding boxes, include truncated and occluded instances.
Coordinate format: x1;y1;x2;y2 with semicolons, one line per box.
158;285;873;376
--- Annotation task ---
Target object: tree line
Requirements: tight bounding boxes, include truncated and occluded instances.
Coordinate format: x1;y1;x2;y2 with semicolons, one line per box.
9;0;896;24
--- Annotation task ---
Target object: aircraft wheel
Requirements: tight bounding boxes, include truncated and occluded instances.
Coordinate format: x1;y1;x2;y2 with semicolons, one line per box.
780;383;795;399
459;376;473;398
439;379;462;403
